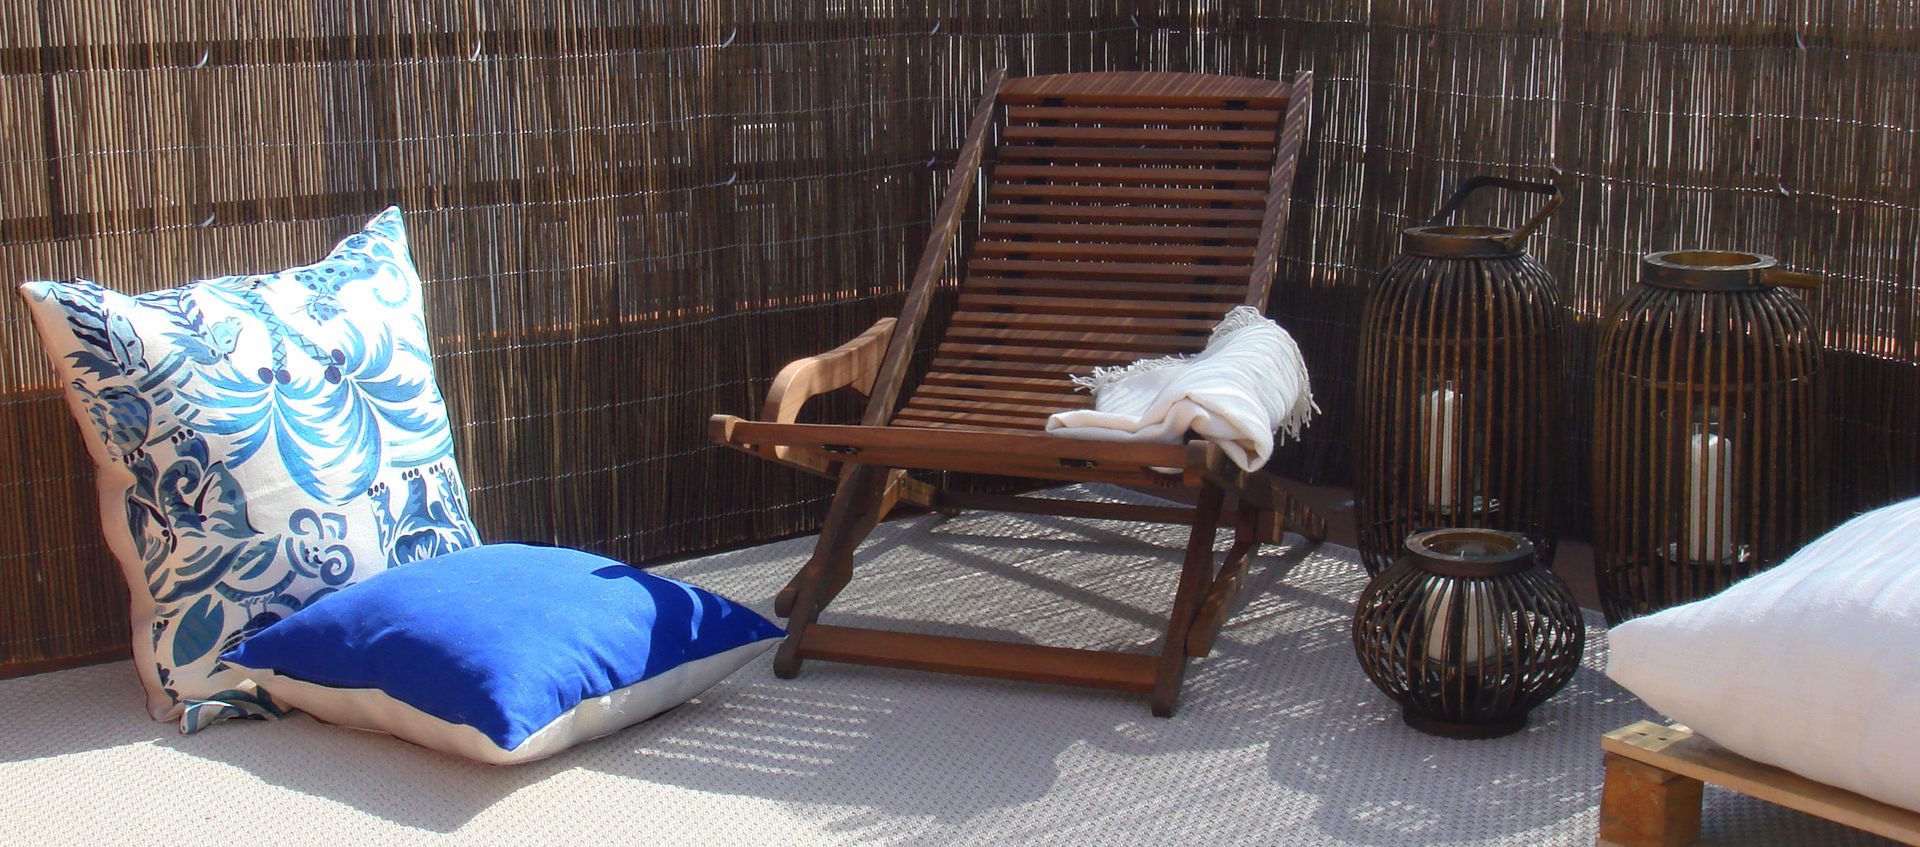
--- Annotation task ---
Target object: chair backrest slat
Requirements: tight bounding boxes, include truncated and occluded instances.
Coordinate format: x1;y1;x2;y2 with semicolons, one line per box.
894;71;1309;433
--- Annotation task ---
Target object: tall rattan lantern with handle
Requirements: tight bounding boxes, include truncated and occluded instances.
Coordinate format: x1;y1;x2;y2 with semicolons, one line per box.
1355;177;1565;575
1592;250;1825;625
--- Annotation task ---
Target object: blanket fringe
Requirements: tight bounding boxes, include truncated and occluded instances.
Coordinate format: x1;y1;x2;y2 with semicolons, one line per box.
1210;305;1271;341
1071;355;1188;394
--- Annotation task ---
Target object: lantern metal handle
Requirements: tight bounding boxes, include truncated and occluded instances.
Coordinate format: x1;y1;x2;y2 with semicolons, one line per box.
1425;176;1562;252
1761;268;1822;290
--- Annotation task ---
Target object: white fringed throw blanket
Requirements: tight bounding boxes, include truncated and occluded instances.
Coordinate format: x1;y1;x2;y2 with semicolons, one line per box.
1044;307;1315;472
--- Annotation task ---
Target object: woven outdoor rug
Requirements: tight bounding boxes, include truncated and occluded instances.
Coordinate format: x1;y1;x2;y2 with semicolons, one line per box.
0;485;1896;846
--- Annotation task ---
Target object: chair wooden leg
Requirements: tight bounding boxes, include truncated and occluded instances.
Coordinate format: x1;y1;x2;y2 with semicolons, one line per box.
773;463;891;679
1151;483;1225;717
1185;500;1261;658
774;467;907;617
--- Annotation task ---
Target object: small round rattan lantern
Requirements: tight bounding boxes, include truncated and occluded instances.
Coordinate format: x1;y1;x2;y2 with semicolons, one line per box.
1352;528;1585;739
1355;177;1565;575
1592;250;1825;625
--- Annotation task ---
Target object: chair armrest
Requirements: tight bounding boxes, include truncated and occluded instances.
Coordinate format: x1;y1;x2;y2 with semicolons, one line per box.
759;318;896;427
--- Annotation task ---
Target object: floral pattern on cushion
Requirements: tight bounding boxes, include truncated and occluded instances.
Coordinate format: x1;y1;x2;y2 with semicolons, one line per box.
19;208;479;730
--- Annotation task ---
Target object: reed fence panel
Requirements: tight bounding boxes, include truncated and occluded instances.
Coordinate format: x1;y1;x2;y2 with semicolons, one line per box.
3;1;1915;675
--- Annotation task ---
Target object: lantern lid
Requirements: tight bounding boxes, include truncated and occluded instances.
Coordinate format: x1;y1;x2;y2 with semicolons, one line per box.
1404;528;1538;578
1641;250;1820;292
1401;225;1523;259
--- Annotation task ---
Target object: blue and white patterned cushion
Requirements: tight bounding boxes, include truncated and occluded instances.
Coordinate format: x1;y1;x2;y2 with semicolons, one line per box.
18;208;480;731
222;544;785;764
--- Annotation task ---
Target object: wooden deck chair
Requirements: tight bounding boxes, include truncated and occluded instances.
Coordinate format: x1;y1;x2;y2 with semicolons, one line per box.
710;70;1324;717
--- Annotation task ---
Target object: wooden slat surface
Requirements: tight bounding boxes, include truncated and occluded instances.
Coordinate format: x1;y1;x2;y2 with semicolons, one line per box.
917;370;1085;392
948;309;1219;334
892;70;1289;440
983;202;1267;225
961;277;1246;300
990;182;1269;207
928;357;1104;378
899;393;1083;417
911;383;1087;406
997;70;1289;103
996;144;1275;165
1005;105;1283;127
972;240;1256;263
968;257;1250;281
993;164;1270;186
932;343;1147;367
942;325;1201;354
979;220;1262;244
1001;124;1274;146
957;291;1238;319
1602;722;1920;846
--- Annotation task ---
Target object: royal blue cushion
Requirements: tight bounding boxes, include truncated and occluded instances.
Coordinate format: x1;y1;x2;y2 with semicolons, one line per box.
222;543;783;764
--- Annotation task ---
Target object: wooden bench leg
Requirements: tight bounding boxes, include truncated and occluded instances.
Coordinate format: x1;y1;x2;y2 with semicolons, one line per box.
1600;751;1704;847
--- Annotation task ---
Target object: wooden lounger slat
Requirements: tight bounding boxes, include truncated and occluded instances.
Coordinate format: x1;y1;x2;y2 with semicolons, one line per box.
967;257;1252;282
960;276;1247;301
898;395;1073;420
983;202;1267;225
1001;125;1275;146
973;240;1257;263
917;371;1081;393
1004;105;1284;128
997;91;1287;110
993;164;1271;186
933;343;1152;367
957;291;1238;319
996;144;1275;166
911;383;1087;406
948;309;1220;335
979;220;1263;244
990;182;1270;208
941;325;1203;354
927;357;1101;379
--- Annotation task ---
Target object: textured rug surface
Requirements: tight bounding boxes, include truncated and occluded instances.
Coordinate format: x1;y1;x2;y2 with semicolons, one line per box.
0;485;1897;846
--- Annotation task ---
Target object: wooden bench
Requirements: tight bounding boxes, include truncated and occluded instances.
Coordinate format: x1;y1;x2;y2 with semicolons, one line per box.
1599;721;1920;846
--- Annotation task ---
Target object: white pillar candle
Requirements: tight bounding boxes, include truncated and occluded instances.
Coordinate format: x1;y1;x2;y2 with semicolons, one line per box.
1423;582;1499;664
1422;385;1461;511
1685;428;1735;562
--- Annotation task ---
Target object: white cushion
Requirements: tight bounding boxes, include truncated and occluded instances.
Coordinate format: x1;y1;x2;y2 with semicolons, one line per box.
1606;495;1920;812
17;209;480;730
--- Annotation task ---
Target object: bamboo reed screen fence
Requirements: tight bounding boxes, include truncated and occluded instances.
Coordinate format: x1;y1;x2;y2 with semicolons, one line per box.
3;2;1916;676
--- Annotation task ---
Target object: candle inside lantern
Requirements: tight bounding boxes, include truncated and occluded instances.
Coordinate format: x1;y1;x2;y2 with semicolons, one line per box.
1422;581;1500;664
1422;384;1462;511
1685;426;1735;562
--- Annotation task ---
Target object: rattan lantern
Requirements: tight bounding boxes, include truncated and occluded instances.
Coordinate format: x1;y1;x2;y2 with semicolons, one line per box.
1352;528;1585;739
1355;177;1565;575
1592;250;1825;625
